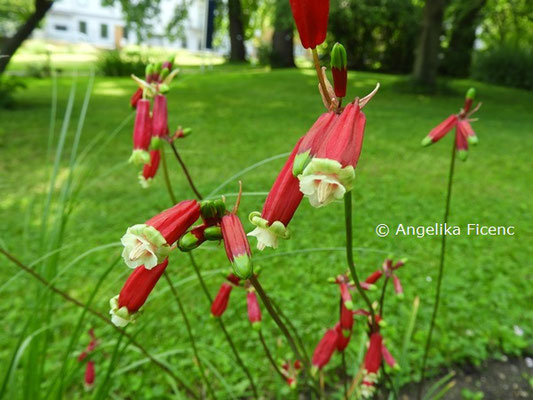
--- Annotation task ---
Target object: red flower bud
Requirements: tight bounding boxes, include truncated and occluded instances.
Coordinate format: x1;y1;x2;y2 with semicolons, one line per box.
121;200;200;269
362;332;383;395
365;270;383;284
421;115;458;147
294;360;302;370
340;300;353;332
129;99;152;165
249;137;305;250
312;327;338;369
130;88;143;109
335;322;351;352
381;344;398;369
152;94;169;138
393;275;403;296
221;214;253;279
247;290;262;329
139;150;161;188
226;273;241;286
110;259;169;327
211;282;233;317
289;0;330;49
84;360;95;389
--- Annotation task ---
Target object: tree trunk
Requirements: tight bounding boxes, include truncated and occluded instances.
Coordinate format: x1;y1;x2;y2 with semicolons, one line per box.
412;0;448;88
270;0;294;68
227;0;246;62
441;0;487;77
0;0;54;75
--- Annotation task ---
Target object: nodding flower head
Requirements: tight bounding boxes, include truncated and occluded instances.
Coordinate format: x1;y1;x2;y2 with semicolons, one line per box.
121;200;200;269
361;332;383;397
288;0;329;49
139;150;161;188
129;99;152;166
299;102;366;208
211;282;233;317
248;137;305;251
84;361;95;390
311;327;339;372
246;290;262;330
221;214;253;279
110;259;169;327
421;88;480;161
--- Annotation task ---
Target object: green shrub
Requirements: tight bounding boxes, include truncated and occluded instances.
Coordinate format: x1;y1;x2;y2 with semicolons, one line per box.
0;76;26;109
472;47;533;90
97;50;148;77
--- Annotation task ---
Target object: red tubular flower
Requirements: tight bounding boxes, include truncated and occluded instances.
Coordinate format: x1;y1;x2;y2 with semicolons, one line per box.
84;360;95;389
455;120;470;161
421;115;458;147
365;270;383;285
335;322;351;352
289;0;329;49
109;259;169;327
249;137;305;250
393;275;404;297
361;332;383;397
221;214;253;279
340;301;354;332
139;150;161;188
338;281;353;309
381;343;399;369
299;103;366;208
152;94;169;138
211;282;233;317
311;327;339;370
458;120;478;145
121;200;200;269
130;88;143;109
247;290;262;330
292;113;338;176
129;99;152;166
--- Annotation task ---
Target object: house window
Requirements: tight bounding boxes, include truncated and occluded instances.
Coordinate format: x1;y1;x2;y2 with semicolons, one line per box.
79;21;87;34
100;24;108;38
54;25;68;31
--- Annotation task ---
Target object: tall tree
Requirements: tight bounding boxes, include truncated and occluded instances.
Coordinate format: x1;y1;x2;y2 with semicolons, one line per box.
412;0;448;88
228;0;246;61
270;0;294;68
441;0;488;77
0;0;53;75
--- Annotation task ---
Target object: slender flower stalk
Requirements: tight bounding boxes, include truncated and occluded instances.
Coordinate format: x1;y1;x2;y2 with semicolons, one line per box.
417;137;457;399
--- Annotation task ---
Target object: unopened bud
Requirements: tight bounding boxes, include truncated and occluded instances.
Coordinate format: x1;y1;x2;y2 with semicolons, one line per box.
204;226;222;240
160;68;170;81
159;84;170;94
178;232;201;252
330;43;347;70
466;88;476;100
331;43;348;98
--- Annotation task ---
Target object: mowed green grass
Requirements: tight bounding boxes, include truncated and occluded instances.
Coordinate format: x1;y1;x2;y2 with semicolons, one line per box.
0;66;531;398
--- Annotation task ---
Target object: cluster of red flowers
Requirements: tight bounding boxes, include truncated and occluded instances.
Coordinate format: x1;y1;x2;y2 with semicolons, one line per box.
129;60;190;188
210;273;262;329
77;329;98;390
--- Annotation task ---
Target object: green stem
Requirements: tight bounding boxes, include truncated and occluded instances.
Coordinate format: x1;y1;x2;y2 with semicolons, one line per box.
164;272;217;399
343;192;376;327
0;248;199;399
258;330;285;381
341;351;348;399
249;275;304;366
169;141;203;200
188;253;258;399
379;277;390;316
160;147;177;204
417;139;457;399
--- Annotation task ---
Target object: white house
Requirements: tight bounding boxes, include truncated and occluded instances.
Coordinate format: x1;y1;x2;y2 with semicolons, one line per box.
38;0;216;52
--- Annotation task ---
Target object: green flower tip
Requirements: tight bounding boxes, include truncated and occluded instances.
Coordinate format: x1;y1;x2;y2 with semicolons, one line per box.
145;64;154;78
331;42;347;70
396;292;405;300
344;300;354;310
467;135;479;146
178;232;199;252
466;87;476;100
159;84;170;94
204;226;223;241
160;68;170;80
182;127;193;137
252;322;262;331
421;136;433;147
292;151;311;177
232;254;253;279
150;136;162;150
458;149;468;161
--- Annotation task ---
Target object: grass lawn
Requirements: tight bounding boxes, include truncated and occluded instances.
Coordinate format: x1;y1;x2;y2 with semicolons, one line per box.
0;65;531;398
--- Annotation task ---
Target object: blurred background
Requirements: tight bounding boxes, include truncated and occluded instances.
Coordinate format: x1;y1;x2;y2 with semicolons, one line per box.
0;1;532;399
